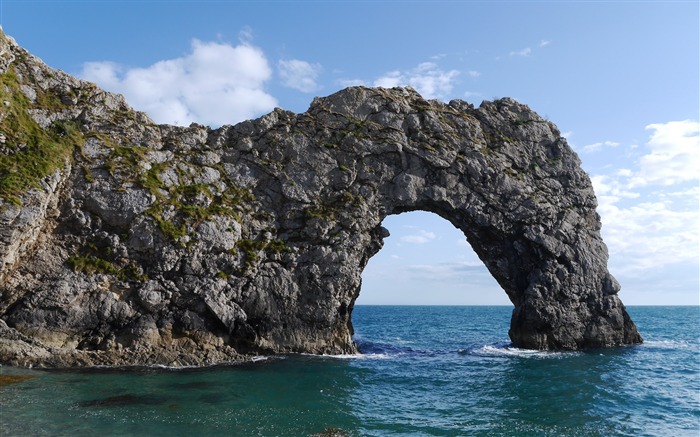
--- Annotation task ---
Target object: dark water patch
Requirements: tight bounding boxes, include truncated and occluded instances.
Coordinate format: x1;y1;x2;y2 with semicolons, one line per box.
197;392;229;404
167;380;220;390
78;394;167;408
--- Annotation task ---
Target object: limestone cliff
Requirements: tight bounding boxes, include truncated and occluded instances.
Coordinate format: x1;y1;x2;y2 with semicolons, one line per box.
0;30;642;367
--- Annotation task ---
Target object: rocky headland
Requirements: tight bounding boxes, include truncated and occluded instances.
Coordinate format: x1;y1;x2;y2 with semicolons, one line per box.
0;30;642;368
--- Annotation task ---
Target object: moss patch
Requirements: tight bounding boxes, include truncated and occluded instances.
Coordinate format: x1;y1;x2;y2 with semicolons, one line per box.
68;243;147;282
0;67;83;205
68;255;120;276
236;237;291;269
145;179;252;242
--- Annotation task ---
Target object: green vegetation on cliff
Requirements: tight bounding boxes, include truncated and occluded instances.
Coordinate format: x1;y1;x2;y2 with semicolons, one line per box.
0;67;83;205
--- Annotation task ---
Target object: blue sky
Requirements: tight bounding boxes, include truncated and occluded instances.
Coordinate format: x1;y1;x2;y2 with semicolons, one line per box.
2;0;698;305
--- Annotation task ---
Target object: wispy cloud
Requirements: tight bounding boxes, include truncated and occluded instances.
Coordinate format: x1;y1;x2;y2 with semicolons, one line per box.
278;59;323;93
467;70;481;78
337;78;366;88
405;261;492;284
375;62;460;99
238;26;254;44
501;40;550;59
582;140;621;153
400;230;436;244
509;47;532;57
79;39;277;127
341;62;460;99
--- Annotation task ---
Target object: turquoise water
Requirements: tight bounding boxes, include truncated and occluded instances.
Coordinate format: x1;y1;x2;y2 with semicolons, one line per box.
1;306;698;436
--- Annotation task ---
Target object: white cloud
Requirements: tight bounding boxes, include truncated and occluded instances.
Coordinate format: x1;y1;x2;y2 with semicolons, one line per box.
467;70;481;78
589;120;700;274
80;61;122;89
79;39;277;127
373;62;460;99
539;39;551;47
337;62;459;99
631;120;700;187
582;140;621;153
591;175;640;203
374;70;403;89
598;199;698;273
278;59;323;93
509;47;532;57
400;230;436;244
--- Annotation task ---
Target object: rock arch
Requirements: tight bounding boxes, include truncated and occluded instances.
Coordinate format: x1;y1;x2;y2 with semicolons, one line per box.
226;87;642;354
0;38;642;367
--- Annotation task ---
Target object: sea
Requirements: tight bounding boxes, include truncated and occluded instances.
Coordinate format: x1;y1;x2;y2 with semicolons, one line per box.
0;306;698;436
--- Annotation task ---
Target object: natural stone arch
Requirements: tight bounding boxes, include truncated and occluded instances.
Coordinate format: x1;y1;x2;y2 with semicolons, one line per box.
226;86;642;354
0;39;643;368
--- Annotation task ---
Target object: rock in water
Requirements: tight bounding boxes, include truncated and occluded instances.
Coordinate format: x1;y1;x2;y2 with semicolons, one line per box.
0;29;642;368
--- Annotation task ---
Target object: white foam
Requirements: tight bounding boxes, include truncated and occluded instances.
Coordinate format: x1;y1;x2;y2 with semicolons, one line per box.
643;339;695;350
250;355;272;362
302;352;394;360
110;355;277;370
467;344;578;359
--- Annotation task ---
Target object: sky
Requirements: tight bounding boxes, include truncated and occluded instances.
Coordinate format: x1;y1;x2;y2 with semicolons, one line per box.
1;0;698;306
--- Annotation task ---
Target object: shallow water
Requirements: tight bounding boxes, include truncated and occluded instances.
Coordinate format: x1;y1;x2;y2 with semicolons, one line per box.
1;306;698;436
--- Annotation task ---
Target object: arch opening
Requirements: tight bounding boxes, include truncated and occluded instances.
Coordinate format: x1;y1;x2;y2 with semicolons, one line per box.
356;211;510;307
348;211;514;352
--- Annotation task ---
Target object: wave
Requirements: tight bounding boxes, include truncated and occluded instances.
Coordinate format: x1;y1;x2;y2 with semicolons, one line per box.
290;338;699;362
461;342;582;359
642;339;697;350
250;355;272;362
307;352;394;360
295;338;592;362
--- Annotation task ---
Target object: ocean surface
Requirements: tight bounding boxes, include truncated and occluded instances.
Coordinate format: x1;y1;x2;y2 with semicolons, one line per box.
1;306;698;436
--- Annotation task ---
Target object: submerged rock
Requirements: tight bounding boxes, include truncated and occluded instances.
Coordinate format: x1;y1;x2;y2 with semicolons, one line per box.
0;373;35;386
0;29;641;368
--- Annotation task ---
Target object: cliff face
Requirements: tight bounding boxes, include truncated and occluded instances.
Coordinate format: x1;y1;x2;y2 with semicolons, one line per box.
0;31;641;367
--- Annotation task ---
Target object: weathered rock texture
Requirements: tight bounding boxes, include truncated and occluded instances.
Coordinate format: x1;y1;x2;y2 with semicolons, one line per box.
0;30;641;367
